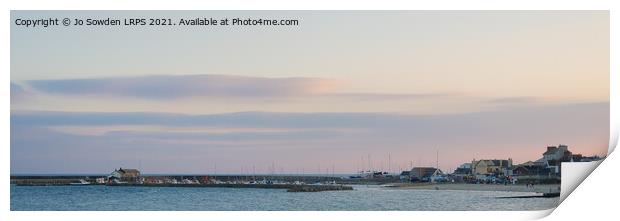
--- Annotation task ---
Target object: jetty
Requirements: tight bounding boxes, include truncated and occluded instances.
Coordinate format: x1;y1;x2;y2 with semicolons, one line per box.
107;183;353;192
11;175;354;192
13;182;353;192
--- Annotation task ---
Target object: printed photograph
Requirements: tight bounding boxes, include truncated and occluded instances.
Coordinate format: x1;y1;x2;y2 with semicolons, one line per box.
10;10;609;211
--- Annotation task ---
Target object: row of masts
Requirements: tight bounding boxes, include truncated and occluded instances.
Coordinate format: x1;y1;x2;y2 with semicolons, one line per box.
134;150;443;176
356;150;441;174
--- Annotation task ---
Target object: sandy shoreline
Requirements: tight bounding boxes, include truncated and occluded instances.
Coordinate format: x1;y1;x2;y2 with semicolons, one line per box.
384;183;560;193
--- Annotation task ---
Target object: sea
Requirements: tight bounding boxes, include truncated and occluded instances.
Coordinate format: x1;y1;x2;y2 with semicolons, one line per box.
10;184;559;211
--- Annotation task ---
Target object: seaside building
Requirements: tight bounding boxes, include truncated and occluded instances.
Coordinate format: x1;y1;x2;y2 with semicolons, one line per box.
512;145;600;183
511;159;556;184
450;144;602;184
536;145;572;174
451;163;472;182
571;154;602;162
533;144;595;175
410;167;442;182
541;145;572;162
453;163;472;175
512;164;552;177
108;168;141;183
399;171;411;181
471;159;513;177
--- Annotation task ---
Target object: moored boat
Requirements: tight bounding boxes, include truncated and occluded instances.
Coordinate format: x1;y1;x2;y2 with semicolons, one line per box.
70;179;91;185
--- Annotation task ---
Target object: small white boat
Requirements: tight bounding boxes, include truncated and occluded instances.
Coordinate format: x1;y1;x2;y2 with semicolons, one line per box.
111;179;127;184
70;179;91;185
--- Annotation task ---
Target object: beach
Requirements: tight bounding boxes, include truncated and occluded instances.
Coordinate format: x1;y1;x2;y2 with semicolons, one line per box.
386;183;560;194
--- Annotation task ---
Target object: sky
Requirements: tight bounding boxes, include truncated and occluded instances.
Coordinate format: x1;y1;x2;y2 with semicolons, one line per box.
10;11;609;174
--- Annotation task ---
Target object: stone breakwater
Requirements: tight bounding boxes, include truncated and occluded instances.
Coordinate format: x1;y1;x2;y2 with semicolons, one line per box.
108;183;354;192
287;185;354;192
14;182;354;192
11;175;356;185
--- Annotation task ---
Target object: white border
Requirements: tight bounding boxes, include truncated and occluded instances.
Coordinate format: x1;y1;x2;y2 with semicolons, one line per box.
2;1;618;221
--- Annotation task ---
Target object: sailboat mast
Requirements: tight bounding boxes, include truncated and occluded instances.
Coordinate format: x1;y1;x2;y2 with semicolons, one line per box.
388;154;391;174
436;150;439;170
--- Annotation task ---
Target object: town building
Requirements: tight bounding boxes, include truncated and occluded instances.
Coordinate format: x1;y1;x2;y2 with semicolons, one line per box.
512;164;552;177
453;163;471;175
541;145;572;162
450;144;602;184
570;154;602;162
471;159;513;177
534;144;594;174
108;168;141;183
399;171;411;181
450;163;472;182
410;167;442;182
512;145;599;183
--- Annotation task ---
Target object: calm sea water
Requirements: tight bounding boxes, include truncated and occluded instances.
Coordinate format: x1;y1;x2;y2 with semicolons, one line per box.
11;185;558;211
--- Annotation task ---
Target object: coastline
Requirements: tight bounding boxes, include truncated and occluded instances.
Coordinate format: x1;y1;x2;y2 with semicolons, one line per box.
384;183;560;194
